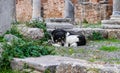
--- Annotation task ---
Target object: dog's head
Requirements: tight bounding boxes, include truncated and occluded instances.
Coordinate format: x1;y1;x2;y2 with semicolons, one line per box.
51;29;68;46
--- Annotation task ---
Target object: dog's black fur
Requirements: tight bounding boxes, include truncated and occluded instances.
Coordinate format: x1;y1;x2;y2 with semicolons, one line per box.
51;29;86;47
51;29;67;46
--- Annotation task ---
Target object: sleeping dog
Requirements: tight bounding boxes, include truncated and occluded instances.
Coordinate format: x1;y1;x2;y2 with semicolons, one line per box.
51;29;86;47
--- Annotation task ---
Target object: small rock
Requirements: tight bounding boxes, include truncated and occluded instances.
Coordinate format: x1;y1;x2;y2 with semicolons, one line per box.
17;25;44;40
31;70;42;73
4;34;18;42
22;69;32;73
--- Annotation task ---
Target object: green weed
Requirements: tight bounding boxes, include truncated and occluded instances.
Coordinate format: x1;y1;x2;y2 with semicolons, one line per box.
99;46;120;52
88;32;104;40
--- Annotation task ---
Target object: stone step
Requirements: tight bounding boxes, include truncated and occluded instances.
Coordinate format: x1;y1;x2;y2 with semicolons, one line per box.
102;24;120;29
47;28;108;39
46;22;74;29
45;18;72;23
102;19;120;29
11;55;120;73
47;28;120;39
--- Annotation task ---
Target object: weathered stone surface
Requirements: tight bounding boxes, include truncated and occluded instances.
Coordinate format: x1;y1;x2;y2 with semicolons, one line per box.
16;0;112;23
46;23;74;29
56;62;120;73
64;0;74;19
11;55;120;73
102;20;120;24
102;24;120;29
68;28;108;39
106;29;120;39
111;0;120;17
45;18;72;23
75;2;112;23
4;34;19;42
17;25;44;40
0;0;16;35
32;0;42;20
102;20;120;29
48;28;120;39
47;28;108;39
102;0;120;29
16;0;32;22
11;55;87;72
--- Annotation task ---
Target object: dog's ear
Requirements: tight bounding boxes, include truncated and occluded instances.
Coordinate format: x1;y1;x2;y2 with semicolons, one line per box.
62;29;67;34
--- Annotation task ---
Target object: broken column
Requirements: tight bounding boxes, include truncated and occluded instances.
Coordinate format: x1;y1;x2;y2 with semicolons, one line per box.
64;0;74;22
0;0;16;35
102;0;120;29
32;0;42;21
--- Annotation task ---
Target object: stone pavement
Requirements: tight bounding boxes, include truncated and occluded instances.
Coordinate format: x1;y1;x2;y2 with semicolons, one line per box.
11;55;120;73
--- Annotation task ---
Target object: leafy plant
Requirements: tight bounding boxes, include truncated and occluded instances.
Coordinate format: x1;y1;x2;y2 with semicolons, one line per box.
88;32;104;40
0;36;4;42
0;68;20;73
0;38;55;69
12;21;21;25
0;20;55;70
82;19;88;24
99;46;120;52
5;25;23;38
26;20;51;41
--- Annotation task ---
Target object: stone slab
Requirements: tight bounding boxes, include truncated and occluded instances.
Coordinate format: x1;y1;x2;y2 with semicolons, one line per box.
48;28;120;39
46;23;74;29
102;20;120;24
102;20;120;29
106;29;120;39
17;24;44;40
11;55;120;73
102;24;120;29
47;28;108;39
11;55;87;72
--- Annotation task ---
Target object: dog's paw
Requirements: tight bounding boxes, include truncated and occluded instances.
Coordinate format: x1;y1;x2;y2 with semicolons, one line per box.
70;43;77;47
52;44;61;47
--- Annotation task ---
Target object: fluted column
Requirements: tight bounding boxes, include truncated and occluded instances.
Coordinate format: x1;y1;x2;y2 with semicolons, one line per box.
32;0;42;20
102;0;120;29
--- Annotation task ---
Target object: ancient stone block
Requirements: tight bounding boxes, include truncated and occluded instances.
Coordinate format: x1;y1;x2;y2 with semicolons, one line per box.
17;25;44;40
0;0;16;35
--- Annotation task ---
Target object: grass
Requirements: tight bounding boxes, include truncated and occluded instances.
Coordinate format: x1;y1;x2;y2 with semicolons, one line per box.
0;68;20;73
0;36;4;42
94;39;120;43
55;47;86;56
55;39;120;64
99;46;120;52
82;23;102;28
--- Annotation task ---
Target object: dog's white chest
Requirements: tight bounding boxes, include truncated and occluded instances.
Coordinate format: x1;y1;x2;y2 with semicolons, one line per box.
66;35;79;44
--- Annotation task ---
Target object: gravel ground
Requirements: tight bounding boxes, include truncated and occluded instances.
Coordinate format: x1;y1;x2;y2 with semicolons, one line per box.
55;39;120;64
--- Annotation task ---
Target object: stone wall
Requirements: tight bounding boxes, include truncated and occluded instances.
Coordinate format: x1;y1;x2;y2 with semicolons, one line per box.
75;3;112;23
42;0;65;18
0;0;15;35
16;0;32;22
16;0;113;23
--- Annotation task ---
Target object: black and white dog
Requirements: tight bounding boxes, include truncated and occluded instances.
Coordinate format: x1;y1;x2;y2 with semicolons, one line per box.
51;29;86;47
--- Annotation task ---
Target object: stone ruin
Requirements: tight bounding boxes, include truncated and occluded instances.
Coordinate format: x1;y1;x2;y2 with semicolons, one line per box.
0;0;120;72
0;0;16;35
